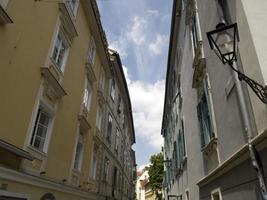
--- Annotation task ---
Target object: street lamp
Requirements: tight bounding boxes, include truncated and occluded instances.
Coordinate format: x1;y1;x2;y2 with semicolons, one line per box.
207;22;267;104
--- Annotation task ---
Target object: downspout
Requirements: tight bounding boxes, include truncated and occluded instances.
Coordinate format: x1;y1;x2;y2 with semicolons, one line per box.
217;0;267;199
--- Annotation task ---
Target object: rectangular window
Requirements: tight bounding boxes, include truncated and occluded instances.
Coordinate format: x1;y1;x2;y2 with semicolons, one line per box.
30;107;52;152
115;129;119;152
51;31;69;70
110;79;115;101
107;114;113;143
103;157;110;182
96;106;102;131
88;36;96;65
73;134;84;171
211;189;222;200
177;118;186;167
90;149;98;180
83;79;92;110
197;78;215;148
67;0;79;14
99;67;106;91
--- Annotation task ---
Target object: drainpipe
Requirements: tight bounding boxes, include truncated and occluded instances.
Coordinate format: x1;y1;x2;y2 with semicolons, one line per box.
215;1;267;199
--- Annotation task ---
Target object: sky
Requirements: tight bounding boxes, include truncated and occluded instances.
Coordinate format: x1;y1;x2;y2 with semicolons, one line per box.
97;0;173;167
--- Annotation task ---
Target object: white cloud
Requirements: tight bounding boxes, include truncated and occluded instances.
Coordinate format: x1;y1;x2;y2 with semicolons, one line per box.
109;38;128;58
127;16;147;45
149;34;169;55
147;9;159;17
123;67;165;148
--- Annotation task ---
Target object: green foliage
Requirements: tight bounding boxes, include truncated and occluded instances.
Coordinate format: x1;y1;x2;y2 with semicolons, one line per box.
148;152;164;192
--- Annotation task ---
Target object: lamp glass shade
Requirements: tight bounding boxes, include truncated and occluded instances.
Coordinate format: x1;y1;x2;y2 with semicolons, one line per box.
207;23;239;64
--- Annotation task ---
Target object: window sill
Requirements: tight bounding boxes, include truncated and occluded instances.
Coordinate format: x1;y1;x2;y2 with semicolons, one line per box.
27;146;47;161
201;137;218;157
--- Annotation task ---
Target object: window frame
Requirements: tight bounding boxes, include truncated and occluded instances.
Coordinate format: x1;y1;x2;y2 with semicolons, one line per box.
67;0;79;16
83;78;93;111
115;129;120;153
73;133;84;171
96;105;103;131
107;113;113;143
103;157;110;182
51;29;70;72
30;104;53;153
88;36;96;65
211;188;222;200
110;79;116;101
197;76;216;148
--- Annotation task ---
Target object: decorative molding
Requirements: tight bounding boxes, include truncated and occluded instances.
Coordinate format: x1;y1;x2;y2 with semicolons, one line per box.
0;139;34;161
40;67;67;105
0;5;13;24
58;2;78;41
0;166;98;199
192;42;206;88
185;0;195;25
97;89;106;106
202;137;218;157
85;62;97;83
78;113;91;133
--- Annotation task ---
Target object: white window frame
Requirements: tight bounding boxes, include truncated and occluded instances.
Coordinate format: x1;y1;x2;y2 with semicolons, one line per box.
103;157;110;182
211;188;222;200
90;146;98;180
73;133;84;171
96;105;103;131
88;36;96;65
67;0;79;16
29;103;54;153
107;113;113;143
50;29;70;72
99;66;106;91
115;129;119;152
83;78;93;111
110;79;116;101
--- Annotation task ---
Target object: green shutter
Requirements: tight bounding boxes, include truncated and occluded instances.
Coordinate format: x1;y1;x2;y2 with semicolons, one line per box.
203;77;215;138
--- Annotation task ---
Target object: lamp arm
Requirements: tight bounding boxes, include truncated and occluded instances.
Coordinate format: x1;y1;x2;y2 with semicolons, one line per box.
227;62;267;104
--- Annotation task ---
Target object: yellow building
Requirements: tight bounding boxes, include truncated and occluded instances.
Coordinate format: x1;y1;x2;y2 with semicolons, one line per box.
0;0;136;199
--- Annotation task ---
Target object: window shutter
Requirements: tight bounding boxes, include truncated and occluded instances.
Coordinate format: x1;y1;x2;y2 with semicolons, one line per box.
203;77;214;138
197;102;205;148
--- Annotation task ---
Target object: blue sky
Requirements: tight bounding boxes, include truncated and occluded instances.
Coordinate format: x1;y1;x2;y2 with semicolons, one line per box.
97;0;172;168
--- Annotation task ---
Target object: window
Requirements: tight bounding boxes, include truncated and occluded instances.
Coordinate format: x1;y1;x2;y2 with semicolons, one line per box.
103;157;110;182
96;106;103;131
73;133;84;171
83;79;92;110
115;129;119;152
177;118;186;167
88;36;96;65
110;79;115;101
99;67;106;91
186;190;189;200
90;145;98;180
211;188;222;200
30;106;52;152
107;114;113;143
67;0;79;14
51;31;69;70
112;167;118;187
197;77;215;148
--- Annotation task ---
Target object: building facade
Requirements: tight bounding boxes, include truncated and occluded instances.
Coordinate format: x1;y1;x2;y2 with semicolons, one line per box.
0;0;136;199
162;0;267;200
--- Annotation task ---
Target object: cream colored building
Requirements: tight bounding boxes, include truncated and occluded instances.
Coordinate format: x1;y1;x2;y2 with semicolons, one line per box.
0;0;136;199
